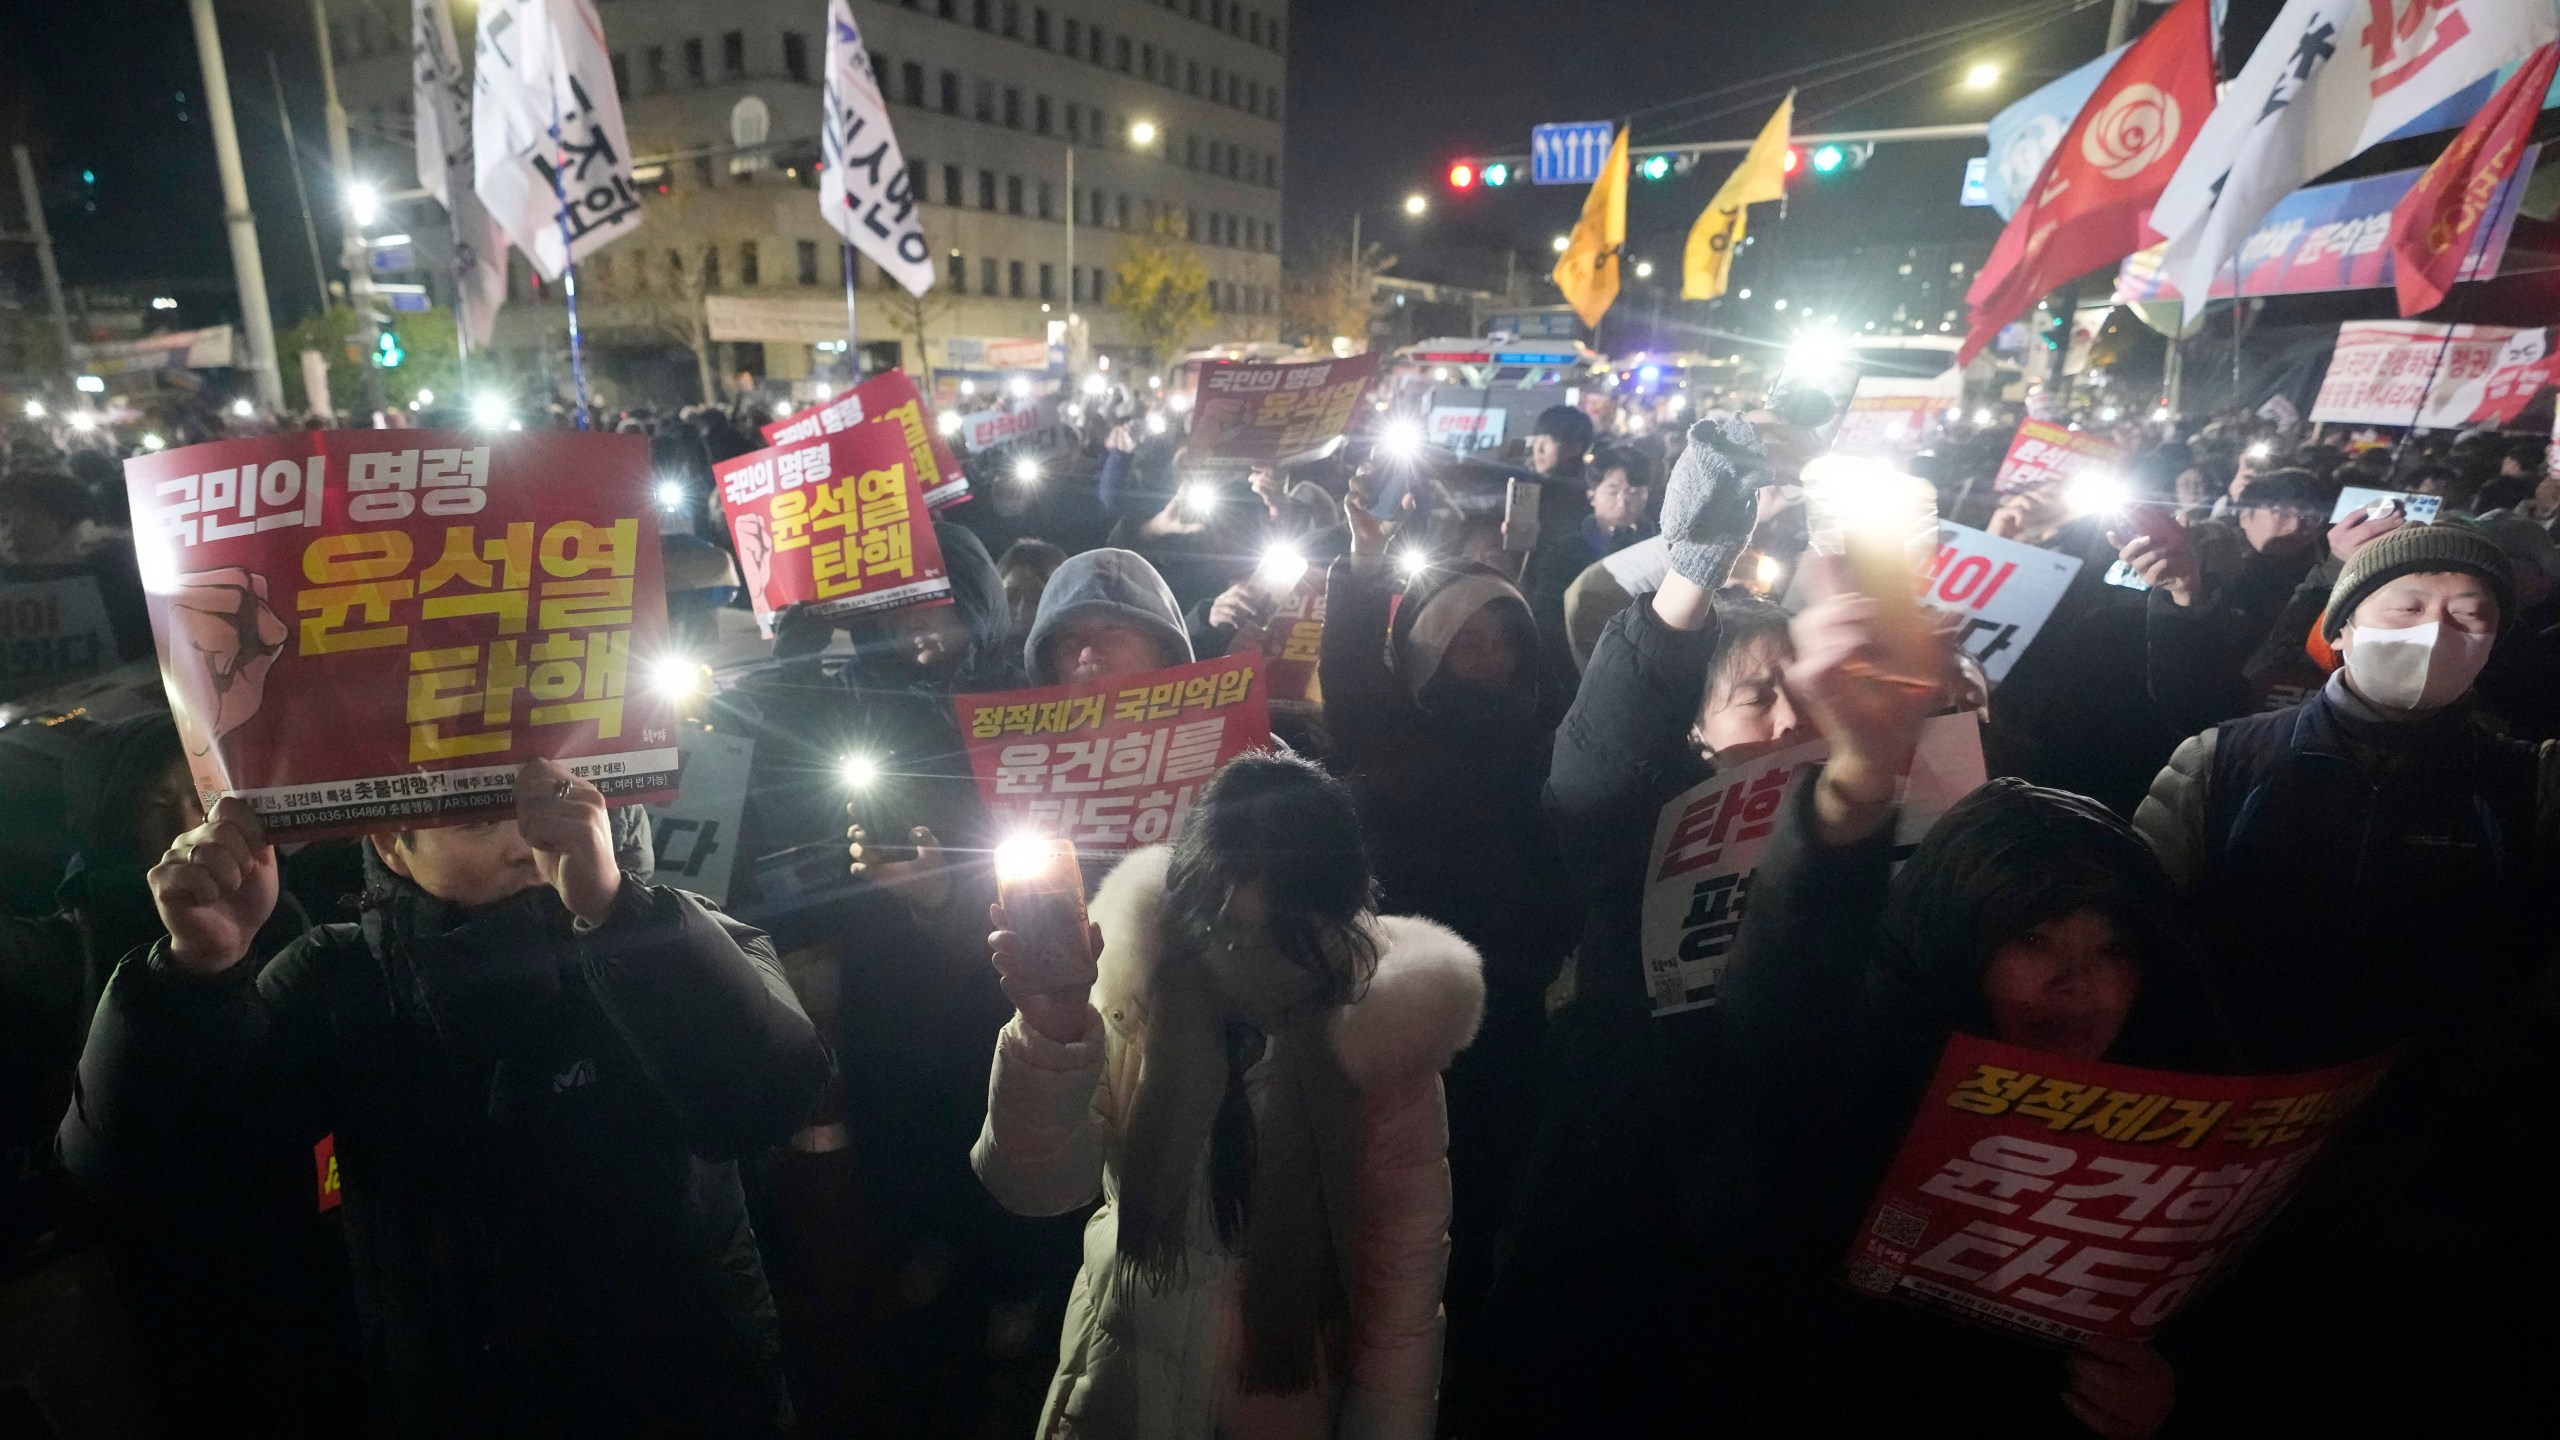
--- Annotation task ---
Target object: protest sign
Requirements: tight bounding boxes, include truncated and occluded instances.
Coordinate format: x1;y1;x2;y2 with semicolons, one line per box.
647;722;754;902
1844;1034;2394;1345
2311;321;2560;428
1994;420;2124;495
1639;712;1984;1017
0;575;117;701
714;425;954;639
1832;380;1951;458
1261;576;1326;714
1188;354;1380;462
1919;523;2085;683
122;430;679;839
1426;404;1508;453
953;652;1270;854
761;369;970;509
959;402;1049;451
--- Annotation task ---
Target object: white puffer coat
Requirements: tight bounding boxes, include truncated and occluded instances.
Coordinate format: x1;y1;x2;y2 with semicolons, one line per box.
971;846;1484;1440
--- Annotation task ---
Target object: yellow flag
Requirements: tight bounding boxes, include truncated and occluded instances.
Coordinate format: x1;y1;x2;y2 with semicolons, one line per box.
1683;93;1794;301
1551;126;1629;329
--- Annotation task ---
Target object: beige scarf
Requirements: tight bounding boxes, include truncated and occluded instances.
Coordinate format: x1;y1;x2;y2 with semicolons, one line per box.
1112;925;1365;1395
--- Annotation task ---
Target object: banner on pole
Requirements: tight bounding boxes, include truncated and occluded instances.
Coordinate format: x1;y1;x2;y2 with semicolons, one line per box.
1638;713;1984;1017
713;425;954;638
818;0;934;295
761;369;969;509
122;431;679;839
472;0;644;281
2310;321;2559;428
1845;1034;2394;1345
953;653;1271;855
1187;354;1380;462
1993;420;2124;495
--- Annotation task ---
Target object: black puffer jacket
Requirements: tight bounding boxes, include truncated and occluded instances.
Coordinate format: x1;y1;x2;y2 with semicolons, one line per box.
1712;774;2225;1432
59;855;829;1439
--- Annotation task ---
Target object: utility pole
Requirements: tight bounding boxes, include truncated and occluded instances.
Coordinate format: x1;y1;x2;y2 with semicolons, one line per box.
312;0;386;419
268;51;333;314
9;145;78;391
187;0;287;411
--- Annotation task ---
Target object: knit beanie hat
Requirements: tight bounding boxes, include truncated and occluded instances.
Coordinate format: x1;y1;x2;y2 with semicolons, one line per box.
2321;519;2516;639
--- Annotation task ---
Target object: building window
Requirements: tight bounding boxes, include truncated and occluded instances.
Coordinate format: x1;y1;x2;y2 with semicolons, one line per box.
1034;8;1051;47
1249;11;1262;43
722;31;744;76
1008;260;1025;298
950;253;968;291
975;80;994;122
979;170;997;209
740;240;760;286
1066;103;1082;141
1073;268;1085;302
1004;87;1021;129
646;46;668;92
798;240;820;285
685;37;705;85
1039;263;1055;300
981;257;998;294
1185;207;1198;240
1006;175;1023;214
1142;44;1156;81
941;71;961;114
1213;0;1226;24
611;52;630;97
1003;2;1020;38
703;246;722;289
1185;135;1198;169
973;0;990;30
1036;95;1052;134
1116;193;1130;227
1115;35;1131;71
1090;27;1106;63
939;0;954;15
1186;61;1200;95
871;52;889;93
1037;181;1054;219
782;32;808;81
909;158;928;200
944;164;963;205
902;62;925;106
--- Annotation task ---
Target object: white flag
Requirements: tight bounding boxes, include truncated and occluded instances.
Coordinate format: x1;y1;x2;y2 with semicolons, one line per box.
472;0;643;282
2152;0;2555;315
414;0;507;346
819;0;934;296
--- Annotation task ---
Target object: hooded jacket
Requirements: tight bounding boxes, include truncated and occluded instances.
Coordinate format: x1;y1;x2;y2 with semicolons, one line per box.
1026;548;1196;685
59;855;830;1439
971;846;1484;1440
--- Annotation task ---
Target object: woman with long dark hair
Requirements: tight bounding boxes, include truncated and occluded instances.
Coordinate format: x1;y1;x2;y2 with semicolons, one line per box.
972;752;1484;1439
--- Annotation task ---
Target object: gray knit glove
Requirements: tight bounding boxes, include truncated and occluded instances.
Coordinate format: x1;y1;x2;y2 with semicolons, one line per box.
1661;414;1767;586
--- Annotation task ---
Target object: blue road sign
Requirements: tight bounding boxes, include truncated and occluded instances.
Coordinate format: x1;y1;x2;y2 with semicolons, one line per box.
389;291;431;312
1959;156;1991;208
1530;122;1616;186
369;245;417;273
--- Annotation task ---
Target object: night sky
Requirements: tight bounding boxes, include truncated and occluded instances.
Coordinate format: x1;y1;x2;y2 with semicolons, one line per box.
0;0;2293;337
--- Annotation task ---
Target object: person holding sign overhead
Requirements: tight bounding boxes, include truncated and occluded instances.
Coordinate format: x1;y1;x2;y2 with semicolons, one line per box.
60;757;830;1439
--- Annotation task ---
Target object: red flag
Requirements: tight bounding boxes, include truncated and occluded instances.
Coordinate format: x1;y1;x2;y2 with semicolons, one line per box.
1957;0;2219;367
2388;40;2558;317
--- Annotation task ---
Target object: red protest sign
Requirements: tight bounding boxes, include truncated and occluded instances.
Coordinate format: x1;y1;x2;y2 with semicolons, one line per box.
122;431;680;840
1993;419;2122;494
714;426;954;638
1844;1034;2393;1345
1261;577;1325;715
953;653;1271;854
761;369;971;509
1187;354;1379;462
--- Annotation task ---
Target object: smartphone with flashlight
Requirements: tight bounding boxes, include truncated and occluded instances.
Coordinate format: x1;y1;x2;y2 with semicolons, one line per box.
1802;454;1941;688
842;752;919;864
1503;478;1543;553
1770;354;1864;449
2119;501;2189;554
995;836;1094;993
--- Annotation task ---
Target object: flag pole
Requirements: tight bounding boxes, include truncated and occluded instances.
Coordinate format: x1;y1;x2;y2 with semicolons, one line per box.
546;93;591;430
842;240;860;382
2390;220;2494;472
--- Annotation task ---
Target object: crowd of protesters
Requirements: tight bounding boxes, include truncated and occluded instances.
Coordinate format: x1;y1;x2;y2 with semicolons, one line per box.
3;364;2560;1440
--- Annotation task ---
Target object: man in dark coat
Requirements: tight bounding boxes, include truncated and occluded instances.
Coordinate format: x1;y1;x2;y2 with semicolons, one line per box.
60;756;830;1439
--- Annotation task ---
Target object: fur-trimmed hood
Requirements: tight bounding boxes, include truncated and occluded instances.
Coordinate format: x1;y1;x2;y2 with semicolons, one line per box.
1086;845;1484;1089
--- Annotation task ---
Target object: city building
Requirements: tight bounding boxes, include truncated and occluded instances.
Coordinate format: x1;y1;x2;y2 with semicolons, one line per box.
326;0;1287;404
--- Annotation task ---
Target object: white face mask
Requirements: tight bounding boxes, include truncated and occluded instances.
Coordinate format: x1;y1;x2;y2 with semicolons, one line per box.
2340;619;2495;712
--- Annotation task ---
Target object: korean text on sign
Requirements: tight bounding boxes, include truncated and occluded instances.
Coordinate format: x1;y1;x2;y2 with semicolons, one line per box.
1638;713;1984;1017
1845;1035;2394;1345
1261;576;1325;714
1993;420;2123;495
761;369;970;509
953;653;1271;854
0;576;119;702
714;424;954;638
1187;353;1381;462
1914;522;2084;684
122;431;680;840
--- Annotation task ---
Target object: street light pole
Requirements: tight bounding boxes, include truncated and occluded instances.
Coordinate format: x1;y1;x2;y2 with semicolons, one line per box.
268;50;333;314
187;0;287;411
313;0;386;420
10;145;78;393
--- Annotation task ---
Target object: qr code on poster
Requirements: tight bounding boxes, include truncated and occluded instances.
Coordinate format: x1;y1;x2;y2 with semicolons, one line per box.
1870;1204;1928;1249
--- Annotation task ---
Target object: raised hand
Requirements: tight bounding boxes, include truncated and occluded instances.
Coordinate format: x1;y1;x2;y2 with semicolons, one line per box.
1784;587;1955;844
151;796;280;977
2329;503;2404;564
2108;529;2201;607
848;820;954;911
989;903;1102;1043
2063;1337;2176;1440
515;757;623;925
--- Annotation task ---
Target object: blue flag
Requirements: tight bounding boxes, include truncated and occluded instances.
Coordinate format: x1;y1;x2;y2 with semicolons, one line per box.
1982;44;2123;219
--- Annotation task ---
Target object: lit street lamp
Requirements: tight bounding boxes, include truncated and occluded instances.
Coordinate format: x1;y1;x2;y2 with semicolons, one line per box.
1402;193;1427;217
1964;61;2002;90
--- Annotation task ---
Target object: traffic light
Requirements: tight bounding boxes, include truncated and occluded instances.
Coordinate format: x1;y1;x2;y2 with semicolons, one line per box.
1811;144;1847;174
375;329;406;369
1447;161;1476;190
1481;161;1510;188
1637;153;1672;181
1783;147;1803;177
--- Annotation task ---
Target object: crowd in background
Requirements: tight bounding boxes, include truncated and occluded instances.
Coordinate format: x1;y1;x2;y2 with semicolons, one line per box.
4;366;2560;1440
